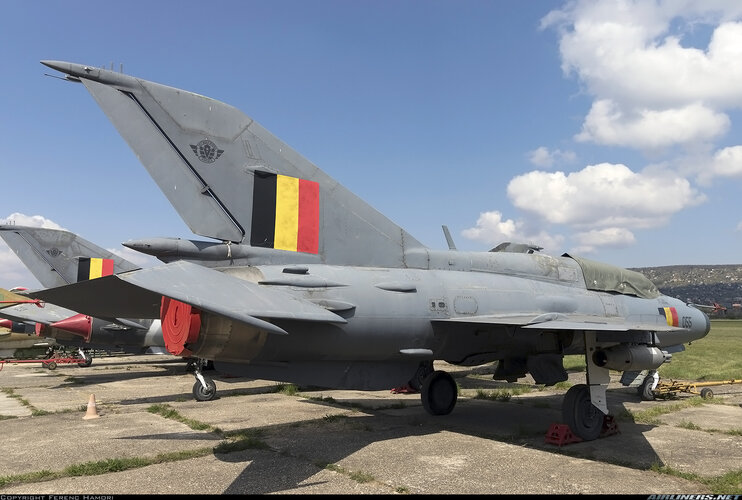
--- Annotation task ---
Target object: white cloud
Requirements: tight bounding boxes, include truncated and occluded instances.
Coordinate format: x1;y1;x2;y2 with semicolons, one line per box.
471;3;742;257
506;163;706;229
1;213;65;230
542;1;742;151
571;227;636;254
696;145;742;184
461;210;564;254
527;146;576;167
0;213;65;290
575;99;730;149
461;211;520;244
0;250;40;290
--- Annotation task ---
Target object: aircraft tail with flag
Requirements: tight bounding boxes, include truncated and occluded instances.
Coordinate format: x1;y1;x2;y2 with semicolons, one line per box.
40;61;427;269
0;225;140;288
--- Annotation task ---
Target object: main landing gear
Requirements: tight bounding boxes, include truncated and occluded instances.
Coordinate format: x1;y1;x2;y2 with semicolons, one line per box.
562;384;604;441
420;370;458;416
561;331;611;441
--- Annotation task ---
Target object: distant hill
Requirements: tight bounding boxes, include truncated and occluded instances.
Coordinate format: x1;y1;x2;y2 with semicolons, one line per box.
630;264;742;318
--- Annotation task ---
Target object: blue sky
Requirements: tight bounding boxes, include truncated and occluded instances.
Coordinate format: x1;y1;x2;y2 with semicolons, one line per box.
2;0;742;289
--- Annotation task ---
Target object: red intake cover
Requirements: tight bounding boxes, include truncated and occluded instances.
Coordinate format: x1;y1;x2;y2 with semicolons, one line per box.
160;297;201;357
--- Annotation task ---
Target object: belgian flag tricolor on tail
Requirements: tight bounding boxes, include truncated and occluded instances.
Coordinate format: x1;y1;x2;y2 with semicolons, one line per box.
658;307;679;327
77;257;114;282
250;172;320;254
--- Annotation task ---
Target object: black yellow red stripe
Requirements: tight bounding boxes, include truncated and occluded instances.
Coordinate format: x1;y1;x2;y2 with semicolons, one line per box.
251;173;319;253
658;307;679;327
77;257;114;282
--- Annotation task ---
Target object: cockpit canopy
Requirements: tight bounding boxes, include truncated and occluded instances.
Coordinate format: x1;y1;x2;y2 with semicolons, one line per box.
564;254;660;299
490;242;543;254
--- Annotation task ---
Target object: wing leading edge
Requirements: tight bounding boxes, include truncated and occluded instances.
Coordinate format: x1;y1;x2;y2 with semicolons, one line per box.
433;312;686;332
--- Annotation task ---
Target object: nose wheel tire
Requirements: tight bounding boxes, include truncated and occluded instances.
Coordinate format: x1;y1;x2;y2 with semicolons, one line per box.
421;370;457;416
562;384;604;441
638;374;656;401
193;377;217;401
77;352;93;368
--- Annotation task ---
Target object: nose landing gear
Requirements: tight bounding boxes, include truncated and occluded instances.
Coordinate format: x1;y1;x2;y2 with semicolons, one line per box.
191;359;217;401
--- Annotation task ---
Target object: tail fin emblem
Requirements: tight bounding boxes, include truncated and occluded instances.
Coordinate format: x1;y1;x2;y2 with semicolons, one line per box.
190;139;224;164
77;257;115;282
251;173;320;254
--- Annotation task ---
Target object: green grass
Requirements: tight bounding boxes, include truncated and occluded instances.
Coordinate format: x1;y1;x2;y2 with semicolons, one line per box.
147;403;212;431
0;448;214;488
318;462;376;485
473;386;535;402
273;383;300;396
563;355;585;372
622;396;711;424
676;420;702;430
658;319;742;381
558;319;741;382
651;463;742;495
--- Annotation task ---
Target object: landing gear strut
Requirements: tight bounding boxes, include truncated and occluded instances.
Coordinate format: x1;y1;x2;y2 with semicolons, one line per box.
408;360;434;392
561;330;611;441
76;348;93;368
191;359;217;401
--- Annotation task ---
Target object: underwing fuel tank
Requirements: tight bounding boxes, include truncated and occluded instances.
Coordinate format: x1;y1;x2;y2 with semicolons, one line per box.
123;237;251;262
592;345;668;371
123;237;322;265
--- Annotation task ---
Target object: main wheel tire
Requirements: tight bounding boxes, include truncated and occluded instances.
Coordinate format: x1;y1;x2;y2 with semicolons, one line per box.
638;376;656;401
562;384;604;441
193;377;217;401
421;370;457;416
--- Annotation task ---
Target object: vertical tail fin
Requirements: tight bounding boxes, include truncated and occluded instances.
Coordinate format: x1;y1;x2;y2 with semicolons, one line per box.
41;61;427;268
0;225;139;288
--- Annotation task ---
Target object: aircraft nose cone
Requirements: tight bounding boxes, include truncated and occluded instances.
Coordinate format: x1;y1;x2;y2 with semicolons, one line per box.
701;310;711;337
41;60;69;73
122;240;145;250
687;305;711;343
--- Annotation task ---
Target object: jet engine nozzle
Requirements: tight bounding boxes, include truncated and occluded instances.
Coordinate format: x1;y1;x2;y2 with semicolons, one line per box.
592;345;668;371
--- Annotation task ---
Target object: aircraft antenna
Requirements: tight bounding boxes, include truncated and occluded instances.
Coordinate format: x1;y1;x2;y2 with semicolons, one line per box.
442;225;457;250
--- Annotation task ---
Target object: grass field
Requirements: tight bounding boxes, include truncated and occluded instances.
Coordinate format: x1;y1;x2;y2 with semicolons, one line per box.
562;319;742;381
658;319;742;381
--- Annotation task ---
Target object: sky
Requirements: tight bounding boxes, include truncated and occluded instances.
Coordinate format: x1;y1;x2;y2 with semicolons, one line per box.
1;0;742;290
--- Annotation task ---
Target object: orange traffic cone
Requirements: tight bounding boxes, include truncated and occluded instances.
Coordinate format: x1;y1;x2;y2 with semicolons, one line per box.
83;393;100;419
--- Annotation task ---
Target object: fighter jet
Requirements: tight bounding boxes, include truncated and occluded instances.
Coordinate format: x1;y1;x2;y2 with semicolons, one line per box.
0;225;167;363
0;287;55;358
36;60;710;441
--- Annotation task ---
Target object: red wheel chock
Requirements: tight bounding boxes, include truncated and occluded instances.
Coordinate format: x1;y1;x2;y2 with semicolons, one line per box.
545;415;619;446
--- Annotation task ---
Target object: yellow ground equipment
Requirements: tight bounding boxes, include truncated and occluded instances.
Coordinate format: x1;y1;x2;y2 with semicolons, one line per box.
653;379;742;400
